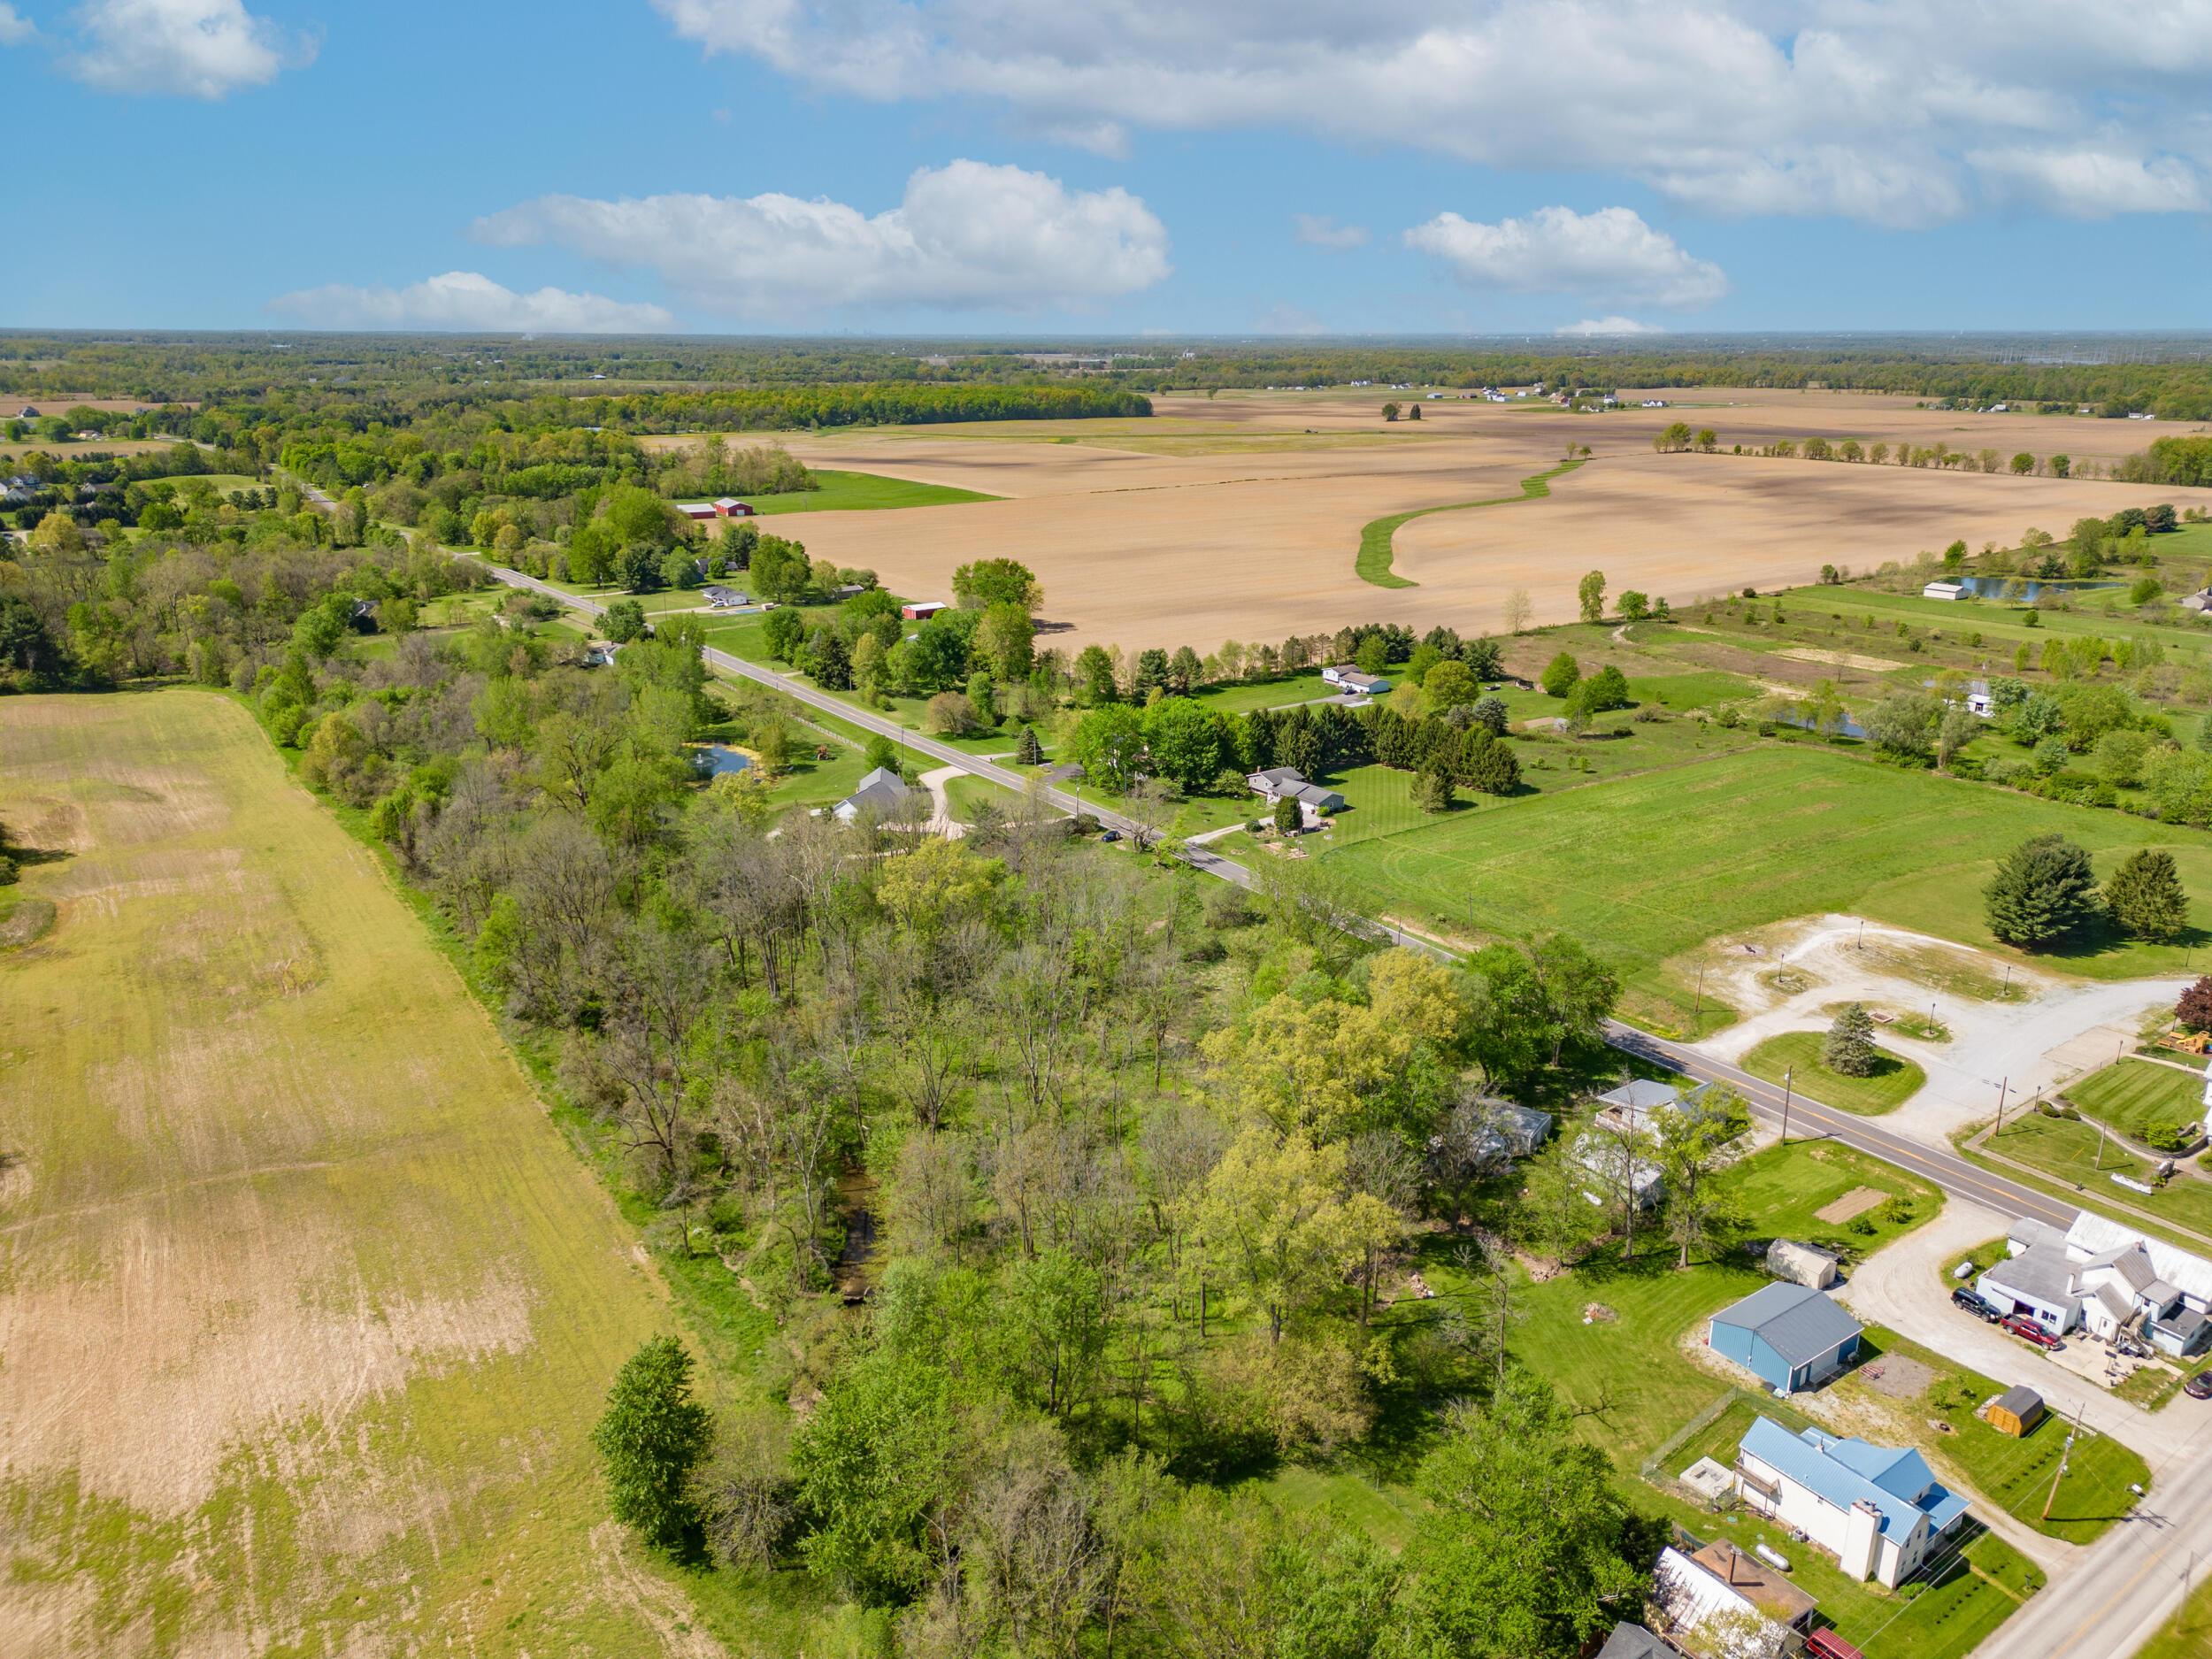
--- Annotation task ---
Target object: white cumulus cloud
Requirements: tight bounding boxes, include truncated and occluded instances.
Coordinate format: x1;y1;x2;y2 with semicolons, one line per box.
1405;205;1727;307
1555;316;1665;336
472;160;1170;318
266;272;676;334
1293;213;1369;250
64;0;310;98
649;0;2212;226
0;4;36;45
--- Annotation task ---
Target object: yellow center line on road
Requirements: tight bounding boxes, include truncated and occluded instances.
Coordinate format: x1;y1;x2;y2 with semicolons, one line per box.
2044;1531;2184;1656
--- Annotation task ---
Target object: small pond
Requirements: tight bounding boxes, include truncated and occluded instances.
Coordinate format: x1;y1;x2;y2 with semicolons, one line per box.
692;744;753;778
1953;575;2124;602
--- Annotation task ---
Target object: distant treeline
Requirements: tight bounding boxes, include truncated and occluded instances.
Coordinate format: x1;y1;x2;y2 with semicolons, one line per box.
564;382;1150;431
1119;348;2212;419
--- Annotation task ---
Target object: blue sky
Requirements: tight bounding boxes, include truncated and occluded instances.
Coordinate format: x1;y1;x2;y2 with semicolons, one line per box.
5;0;2212;335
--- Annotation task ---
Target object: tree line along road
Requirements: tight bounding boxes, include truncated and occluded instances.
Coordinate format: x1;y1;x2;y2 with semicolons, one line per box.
485;561;2072;1230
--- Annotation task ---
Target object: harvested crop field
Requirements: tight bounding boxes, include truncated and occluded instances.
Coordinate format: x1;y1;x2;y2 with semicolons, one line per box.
735;390;2212;654
0;691;688;1656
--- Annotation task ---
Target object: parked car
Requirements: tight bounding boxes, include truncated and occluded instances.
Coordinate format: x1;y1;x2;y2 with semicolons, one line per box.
2184;1371;2212;1401
1951;1287;2003;1323
2001;1315;2062;1350
1099;829;1122;843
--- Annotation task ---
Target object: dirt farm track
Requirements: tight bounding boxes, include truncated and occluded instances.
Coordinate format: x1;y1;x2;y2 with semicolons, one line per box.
717;389;2212;652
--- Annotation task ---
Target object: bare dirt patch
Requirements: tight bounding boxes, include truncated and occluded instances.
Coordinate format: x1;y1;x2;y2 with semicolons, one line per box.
1817;1186;1890;1225
1777;646;1916;672
1860;1353;1936;1400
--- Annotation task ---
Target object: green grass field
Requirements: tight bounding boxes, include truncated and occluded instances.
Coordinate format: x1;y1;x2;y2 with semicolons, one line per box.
1354;458;1587;588
1189;670;1339;713
1625;671;1759;710
1740;1029;1928;1115
2062;1058;2207;1147
2143;1570;2212;1658
1971;1113;2212;1247
1323;745;2212;1033
0;690;705;1654
742;468;998;514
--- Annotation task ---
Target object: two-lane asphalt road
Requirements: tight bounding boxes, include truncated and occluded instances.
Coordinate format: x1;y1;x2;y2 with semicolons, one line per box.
1607;1024;2078;1227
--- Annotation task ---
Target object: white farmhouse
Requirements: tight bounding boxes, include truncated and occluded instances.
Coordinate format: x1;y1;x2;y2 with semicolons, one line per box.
1731;1417;1970;1588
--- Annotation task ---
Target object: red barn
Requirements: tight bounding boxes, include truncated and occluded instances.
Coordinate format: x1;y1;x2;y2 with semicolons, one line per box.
712;497;756;518
902;601;948;621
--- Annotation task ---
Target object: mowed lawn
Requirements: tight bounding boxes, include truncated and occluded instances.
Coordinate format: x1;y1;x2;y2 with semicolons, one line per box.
0;691;694;1655
1323;745;2212;1031
1740;1029;1927;1115
2062;1058;2208;1146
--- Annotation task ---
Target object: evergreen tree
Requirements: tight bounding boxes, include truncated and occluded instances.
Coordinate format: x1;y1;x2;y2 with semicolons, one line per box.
1468;695;1510;736
2104;848;2189;941
1414;758;1457;814
1464;738;1522;796
1985;833;2102;948
593;1335;713;1553
1822;1002;1878;1077
1015;724;1044;765
1273;794;1302;834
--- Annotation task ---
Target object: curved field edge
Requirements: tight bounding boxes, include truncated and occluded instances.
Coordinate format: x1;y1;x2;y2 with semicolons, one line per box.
0;690;813;1658
1353;457;1588;588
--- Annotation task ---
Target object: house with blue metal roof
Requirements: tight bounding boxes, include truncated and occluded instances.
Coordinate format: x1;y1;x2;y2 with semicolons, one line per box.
1732;1416;1971;1587
1708;1281;1863;1394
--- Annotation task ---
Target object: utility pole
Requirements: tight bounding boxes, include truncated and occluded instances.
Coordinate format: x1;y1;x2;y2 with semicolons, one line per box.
1994;1076;2009;1137
2041;1401;2088;1522
1694;963;1706;1025
1780;1067;1794;1145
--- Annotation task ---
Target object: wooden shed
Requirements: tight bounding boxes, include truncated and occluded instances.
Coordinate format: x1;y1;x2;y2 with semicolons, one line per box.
1987;1384;2045;1438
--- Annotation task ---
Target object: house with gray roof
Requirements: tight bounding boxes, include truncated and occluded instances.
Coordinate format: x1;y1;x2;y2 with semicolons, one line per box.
1593;1077;1722;1137
1981;1210;2212;1354
1245;765;1347;824
1732;1416;1970;1587
831;766;915;826
1595;1624;1682;1659
1709;1282;1863;1393
1320;664;1391;696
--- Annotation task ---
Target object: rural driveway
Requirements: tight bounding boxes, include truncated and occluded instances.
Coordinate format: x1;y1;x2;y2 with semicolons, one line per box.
1833;1199;2163;1445
917;766;966;840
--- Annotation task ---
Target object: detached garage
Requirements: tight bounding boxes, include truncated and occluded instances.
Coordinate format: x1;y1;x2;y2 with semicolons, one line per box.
1709;1282;1863;1394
